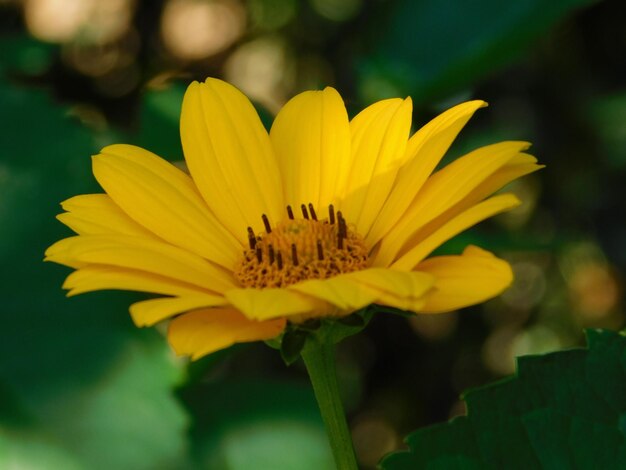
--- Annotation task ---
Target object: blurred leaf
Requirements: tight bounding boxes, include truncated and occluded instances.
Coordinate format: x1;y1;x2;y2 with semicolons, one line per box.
587;91;626;169
380;329;626;469
0;430;83;470
185;379;334;470
134;83;186;160
35;340;187;469
359;0;598;104
0;73;188;468
0;34;55;75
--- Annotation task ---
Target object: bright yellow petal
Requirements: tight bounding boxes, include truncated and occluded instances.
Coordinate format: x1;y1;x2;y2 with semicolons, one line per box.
93;144;239;269
288;268;434;314
57;194;154;237
224;287;329;321
389;193;521;270
415;245;513;313
45;234;236;293
289;275;380;312
366;100;487;246
341;97;412;235
180;78;284;240
379;154;542;269
344;268;435;312
376;141;529;267
130;295;228;327
461;153;543;205
63;265;210;297
269;87;351;210
411;153;543;246
168;308;286;360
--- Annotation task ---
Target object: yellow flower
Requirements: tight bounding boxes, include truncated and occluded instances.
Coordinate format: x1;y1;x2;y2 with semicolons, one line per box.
45;78;541;359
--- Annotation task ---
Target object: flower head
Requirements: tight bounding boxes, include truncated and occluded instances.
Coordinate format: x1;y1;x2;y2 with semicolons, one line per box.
45;78;542;359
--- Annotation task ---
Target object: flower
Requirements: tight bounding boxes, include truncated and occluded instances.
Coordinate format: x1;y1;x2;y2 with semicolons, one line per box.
45;78;542;359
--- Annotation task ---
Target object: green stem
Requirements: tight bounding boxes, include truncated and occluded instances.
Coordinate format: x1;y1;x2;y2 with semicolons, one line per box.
302;336;358;470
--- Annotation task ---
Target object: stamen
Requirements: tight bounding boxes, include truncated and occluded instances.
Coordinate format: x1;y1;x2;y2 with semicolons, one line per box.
301;204;309;220
337;211;345;249
235;205;369;288
247;227;256;249
317;240;324;260
337;211;347;238
262;214;272;233
291;243;299;266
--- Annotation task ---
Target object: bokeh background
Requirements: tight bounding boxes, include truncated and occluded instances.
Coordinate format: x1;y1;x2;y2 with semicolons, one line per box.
1;0;624;468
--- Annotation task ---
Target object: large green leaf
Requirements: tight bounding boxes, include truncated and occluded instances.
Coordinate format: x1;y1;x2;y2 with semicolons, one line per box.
359;0;598;104
381;329;626;469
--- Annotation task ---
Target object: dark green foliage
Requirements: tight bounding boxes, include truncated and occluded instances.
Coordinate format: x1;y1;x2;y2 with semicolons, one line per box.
359;0;598;103
381;330;626;469
0;72;187;468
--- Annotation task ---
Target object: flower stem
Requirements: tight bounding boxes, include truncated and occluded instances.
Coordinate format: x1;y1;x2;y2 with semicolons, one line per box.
302;335;358;470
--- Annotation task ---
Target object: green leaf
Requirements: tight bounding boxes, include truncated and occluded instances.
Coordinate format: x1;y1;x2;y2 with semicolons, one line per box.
380;329;626;469
281;329;310;365
273;308;375;365
359;0;598;104
323;307;375;345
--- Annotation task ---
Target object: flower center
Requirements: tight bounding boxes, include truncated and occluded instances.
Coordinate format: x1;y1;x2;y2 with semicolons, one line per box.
234;204;369;288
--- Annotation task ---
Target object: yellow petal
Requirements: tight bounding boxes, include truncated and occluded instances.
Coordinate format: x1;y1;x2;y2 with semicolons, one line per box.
366;100;487;246
180;79;284;240
62;265;210;297
341;97;412;235
461;153;543;205
289;275;380;312
376;141;529;267
381;154;542;268
270;87;351;210
416;153;543;243
415;245;513;313
93;144;239;269
168;308;286;360
344;269;435;312
57;194;155;237
224;287;329;321
389;193;521;270
130;295;228;327
45;234;236;293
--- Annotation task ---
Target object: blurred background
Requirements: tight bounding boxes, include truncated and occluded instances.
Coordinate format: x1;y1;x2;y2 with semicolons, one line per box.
0;0;624;468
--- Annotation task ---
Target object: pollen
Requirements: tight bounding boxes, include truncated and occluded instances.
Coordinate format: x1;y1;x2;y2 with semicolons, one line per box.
234;204;369;288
